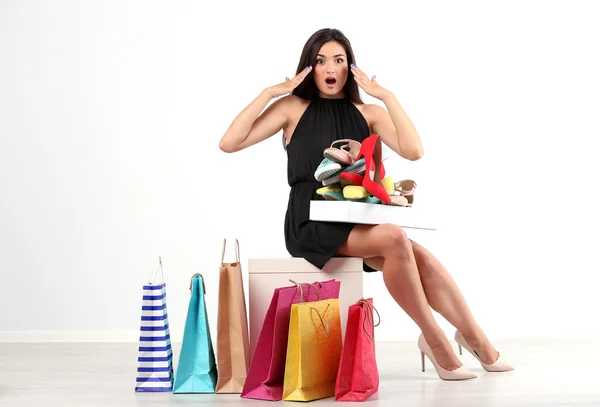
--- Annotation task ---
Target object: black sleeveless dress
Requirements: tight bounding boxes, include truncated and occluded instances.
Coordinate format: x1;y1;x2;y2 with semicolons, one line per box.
283;95;377;273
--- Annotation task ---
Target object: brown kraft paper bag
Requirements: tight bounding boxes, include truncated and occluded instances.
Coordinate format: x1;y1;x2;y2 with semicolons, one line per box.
216;238;251;393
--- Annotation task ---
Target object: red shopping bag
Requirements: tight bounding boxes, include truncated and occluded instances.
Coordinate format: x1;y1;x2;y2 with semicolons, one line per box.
240;279;341;401
335;298;380;402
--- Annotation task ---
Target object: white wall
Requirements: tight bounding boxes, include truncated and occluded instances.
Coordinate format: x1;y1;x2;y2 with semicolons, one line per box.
1;0;599;343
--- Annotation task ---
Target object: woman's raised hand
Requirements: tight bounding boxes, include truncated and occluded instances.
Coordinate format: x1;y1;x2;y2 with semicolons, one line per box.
266;66;312;98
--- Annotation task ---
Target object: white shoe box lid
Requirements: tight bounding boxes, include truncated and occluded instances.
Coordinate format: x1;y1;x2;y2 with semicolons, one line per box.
309;200;438;231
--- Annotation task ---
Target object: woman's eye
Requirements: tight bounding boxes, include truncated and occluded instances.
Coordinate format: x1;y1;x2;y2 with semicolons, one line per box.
316;59;324;64
337;59;344;63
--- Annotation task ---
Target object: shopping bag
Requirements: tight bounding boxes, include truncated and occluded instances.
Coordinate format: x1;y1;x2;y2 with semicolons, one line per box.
335;298;381;402
172;273;218;393
282;297;343;401
240;279;341;401
135;257;174;392
215;238;250;393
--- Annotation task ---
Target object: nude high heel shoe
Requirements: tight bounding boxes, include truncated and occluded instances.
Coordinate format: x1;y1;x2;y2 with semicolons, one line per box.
454;330;514;372
418;333;477;381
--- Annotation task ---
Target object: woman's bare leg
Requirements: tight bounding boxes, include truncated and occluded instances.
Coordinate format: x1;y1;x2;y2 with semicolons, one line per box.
337;224;462;370
364;240;499;364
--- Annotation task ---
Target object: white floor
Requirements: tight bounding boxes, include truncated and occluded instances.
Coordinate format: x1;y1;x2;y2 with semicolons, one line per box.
1;339;599;407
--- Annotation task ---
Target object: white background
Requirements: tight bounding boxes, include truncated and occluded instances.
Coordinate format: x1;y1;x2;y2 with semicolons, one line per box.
1;0;599;343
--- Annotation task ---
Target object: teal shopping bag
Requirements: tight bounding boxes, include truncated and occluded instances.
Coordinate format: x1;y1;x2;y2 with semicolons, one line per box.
173;273;218;393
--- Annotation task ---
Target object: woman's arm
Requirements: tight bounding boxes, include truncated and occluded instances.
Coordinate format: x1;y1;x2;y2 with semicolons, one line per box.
371;93;424;161
350;64;424;161
219;66;313;153
218;90;288;153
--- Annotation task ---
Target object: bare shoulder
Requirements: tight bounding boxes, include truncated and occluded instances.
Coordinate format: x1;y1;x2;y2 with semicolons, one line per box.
282;94;310;112
352;102;387;133
357;102;386;116
271;94;307;110
269;94;309;121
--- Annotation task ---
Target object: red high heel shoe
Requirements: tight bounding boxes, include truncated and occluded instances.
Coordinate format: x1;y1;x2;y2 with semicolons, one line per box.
339;160;385;188
355;134;390;203
339;172;363;187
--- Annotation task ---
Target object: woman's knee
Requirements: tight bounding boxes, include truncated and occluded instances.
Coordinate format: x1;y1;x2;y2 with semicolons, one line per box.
378;224;412;257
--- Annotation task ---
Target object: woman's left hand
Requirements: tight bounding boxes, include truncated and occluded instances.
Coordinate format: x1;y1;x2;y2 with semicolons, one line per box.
350;64;390;100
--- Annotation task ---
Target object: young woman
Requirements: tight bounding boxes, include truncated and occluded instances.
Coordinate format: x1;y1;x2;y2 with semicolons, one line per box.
219;28;513;380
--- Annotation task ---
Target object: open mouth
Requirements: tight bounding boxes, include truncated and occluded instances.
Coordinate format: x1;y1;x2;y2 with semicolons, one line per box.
325;77;337;86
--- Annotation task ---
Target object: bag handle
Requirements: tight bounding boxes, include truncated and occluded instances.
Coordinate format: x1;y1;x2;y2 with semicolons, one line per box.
289;279;321;303
221;238;240;265
309;281;324;300
310;304;333;339
357;298;381;342
148;256;165;285
189;272;207;295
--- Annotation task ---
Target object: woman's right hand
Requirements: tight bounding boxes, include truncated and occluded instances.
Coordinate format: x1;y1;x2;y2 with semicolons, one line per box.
266;66;313;98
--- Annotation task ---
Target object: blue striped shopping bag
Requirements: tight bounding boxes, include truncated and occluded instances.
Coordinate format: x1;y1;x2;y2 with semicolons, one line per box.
135;257;174;392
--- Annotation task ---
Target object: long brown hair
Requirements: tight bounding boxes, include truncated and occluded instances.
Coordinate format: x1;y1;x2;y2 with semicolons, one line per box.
292;28;363;104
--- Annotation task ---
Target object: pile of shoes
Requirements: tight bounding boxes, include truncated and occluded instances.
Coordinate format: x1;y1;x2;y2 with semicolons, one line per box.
313;135;417;206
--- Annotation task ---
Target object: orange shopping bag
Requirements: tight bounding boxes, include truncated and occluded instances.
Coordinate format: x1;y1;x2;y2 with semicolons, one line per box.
283;282;342;402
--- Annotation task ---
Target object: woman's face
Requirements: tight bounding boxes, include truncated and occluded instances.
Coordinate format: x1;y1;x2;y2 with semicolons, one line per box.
313;41;348;99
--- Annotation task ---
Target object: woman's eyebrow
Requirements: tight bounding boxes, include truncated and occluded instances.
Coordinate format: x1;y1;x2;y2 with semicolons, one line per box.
317;53;346;58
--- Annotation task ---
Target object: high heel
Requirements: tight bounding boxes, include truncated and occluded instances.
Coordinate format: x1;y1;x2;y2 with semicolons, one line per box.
340;170;390;190
417;334;477;381
393;180;417;206
454;330;514;372
355;134;390;203
339;172;363;187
